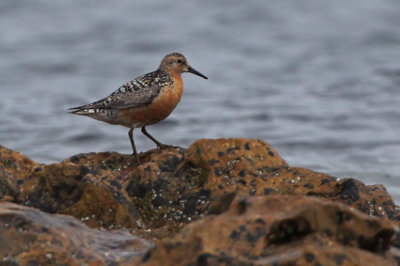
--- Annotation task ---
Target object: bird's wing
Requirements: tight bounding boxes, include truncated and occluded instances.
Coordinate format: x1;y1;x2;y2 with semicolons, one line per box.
104;87;161;109
69;70;169;111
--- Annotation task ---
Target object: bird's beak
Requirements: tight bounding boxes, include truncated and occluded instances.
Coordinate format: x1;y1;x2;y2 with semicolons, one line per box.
187;66;208;79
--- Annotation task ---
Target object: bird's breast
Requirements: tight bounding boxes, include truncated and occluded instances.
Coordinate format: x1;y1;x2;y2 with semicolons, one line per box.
118;75;184;127
152;74;184;117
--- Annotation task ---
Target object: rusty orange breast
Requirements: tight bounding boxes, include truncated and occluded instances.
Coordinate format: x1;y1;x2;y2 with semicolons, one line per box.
119;74;184;127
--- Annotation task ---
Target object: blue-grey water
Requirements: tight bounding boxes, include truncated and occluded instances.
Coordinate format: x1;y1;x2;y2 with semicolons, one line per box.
1;1;400;201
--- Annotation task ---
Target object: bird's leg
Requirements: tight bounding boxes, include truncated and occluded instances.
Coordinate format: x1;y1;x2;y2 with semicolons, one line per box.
128;128;140;163
141;126;171;149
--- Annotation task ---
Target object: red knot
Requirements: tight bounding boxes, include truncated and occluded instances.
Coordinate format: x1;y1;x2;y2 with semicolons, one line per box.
69;53;208;162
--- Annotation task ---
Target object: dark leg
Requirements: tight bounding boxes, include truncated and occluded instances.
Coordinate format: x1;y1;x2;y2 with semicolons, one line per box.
128;128;140;163
141;126;167;148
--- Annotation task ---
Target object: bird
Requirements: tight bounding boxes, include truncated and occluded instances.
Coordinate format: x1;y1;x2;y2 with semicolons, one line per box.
69;52;208;163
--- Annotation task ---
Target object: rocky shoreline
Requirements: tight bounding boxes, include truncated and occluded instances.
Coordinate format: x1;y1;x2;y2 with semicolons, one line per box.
0;138;399;265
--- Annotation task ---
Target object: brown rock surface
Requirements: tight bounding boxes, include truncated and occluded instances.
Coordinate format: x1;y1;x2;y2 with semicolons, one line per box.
0;202;150;266
0;145;39;201
1;139;400;265
141;195;397;266
1;139;397;233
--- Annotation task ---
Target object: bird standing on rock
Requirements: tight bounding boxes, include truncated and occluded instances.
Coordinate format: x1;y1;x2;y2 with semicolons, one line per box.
69;53;208;162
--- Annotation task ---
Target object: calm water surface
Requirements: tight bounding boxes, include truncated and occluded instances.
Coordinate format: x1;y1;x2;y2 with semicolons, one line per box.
1;1;400;201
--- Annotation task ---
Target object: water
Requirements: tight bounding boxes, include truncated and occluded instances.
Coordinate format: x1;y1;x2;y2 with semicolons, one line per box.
1;1;400;201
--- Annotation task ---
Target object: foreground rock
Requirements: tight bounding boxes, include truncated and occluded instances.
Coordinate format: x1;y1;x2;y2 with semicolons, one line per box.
141;195;397;265
1;139;400;265
0;202;150;265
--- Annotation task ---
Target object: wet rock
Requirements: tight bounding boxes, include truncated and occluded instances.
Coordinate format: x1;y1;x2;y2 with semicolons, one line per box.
1;138;400;265
0;145;39;201
183;139;397;221
0;202;150;266
0;139;398;234
142;195;397;266
13;153;140;230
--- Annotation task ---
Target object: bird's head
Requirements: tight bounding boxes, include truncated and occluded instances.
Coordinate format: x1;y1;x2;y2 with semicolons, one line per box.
159;53;208;79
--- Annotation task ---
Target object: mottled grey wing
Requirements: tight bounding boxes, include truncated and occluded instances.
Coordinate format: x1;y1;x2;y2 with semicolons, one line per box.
103;70;168;109
69;71;164;111
103;85;161;109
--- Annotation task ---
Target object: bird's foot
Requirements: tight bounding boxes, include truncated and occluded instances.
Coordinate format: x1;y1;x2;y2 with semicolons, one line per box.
157;143;180;150
131;153;141;164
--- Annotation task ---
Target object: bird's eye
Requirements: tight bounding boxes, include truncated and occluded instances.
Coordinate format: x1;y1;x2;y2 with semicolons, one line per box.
177;59;182;64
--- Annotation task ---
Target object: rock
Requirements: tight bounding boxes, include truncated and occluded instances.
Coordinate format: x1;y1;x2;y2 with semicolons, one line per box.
0;145;39;201
0;139;398;233
16;153;140;230
1;139;400;265
0;202;150;265
141;195;397;266
184;139;397;220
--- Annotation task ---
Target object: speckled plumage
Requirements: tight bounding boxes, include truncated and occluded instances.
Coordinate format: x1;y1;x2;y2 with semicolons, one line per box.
69;53;208;162
69;70;174;127
79;70;173;111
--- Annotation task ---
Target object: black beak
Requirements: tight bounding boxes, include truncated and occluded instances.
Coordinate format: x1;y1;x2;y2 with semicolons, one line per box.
187;66;208;79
